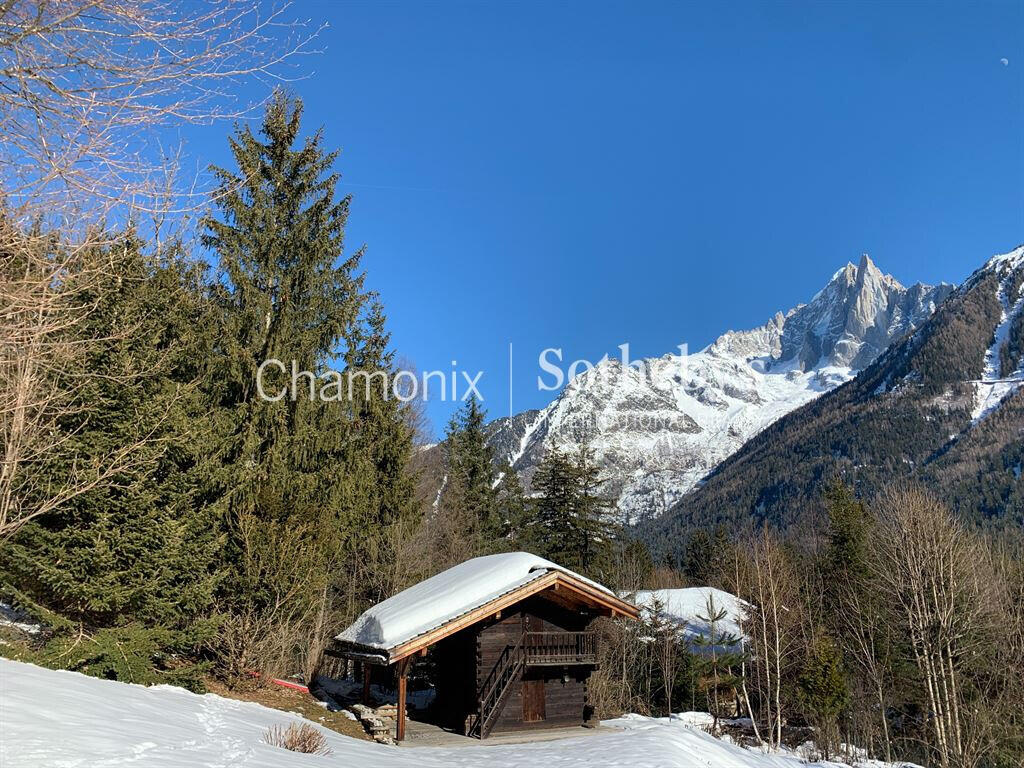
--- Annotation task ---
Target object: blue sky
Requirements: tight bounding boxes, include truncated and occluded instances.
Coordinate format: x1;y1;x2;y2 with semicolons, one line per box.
187;0;1022;436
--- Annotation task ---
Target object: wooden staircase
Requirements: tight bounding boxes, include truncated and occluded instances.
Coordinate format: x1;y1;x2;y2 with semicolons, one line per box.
471;634;525;739
468;630;598;738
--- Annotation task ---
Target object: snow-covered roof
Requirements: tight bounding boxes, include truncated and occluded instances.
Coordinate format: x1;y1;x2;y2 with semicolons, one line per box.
632;587;748;648
337;552;628;659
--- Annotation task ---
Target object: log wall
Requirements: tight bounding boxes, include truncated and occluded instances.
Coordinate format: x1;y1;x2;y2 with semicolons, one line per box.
475;595;597;735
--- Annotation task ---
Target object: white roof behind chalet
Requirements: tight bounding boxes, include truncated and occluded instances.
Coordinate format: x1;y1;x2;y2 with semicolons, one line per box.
632;587;748;647
337;552;613;652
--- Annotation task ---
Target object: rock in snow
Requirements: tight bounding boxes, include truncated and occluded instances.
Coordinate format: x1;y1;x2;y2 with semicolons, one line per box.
488;255;952;524
0;658;913;768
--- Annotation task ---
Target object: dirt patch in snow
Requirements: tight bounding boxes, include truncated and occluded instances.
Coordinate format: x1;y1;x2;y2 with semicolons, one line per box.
203;678;372;742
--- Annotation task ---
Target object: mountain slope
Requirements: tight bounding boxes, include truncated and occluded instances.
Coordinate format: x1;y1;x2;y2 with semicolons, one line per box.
654;245;1024;546
488;255;951;524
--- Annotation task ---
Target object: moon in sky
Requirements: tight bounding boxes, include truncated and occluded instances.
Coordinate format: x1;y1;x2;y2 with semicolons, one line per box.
1001;58;1009;66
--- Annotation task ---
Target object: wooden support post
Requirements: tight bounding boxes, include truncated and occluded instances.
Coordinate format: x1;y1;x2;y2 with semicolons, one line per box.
362;664;371;705
396;659;409;742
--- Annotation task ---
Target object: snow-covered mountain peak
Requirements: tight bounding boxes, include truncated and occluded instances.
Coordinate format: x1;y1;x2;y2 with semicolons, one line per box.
774;252;942;371
487;257;954;524
982;244;1024;275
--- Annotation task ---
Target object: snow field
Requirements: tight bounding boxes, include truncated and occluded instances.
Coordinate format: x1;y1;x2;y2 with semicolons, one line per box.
1;658;913;768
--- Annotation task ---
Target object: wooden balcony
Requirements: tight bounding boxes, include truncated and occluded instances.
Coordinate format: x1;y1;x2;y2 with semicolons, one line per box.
523;631;597;666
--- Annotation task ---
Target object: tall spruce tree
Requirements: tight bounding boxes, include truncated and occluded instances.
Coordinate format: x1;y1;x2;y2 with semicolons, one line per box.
530;446;616;576
530;449;577;563
203;90;366;518
442;396;500;546
573;446;616;574
797;635;849;759
822;481;871;585
202;91;411;681
818;481;895;759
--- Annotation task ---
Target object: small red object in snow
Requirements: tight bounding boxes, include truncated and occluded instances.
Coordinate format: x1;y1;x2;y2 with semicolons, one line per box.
270;678;309;693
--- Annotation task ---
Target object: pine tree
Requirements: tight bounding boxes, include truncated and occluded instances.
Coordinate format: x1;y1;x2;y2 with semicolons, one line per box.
442;396;500;546
822;481;870;585
797;635;849;759
692;593;744;732
530;449;579;564
3;233;221;689
202;91;408;681
530;446;616;576
819;481;898;762
203;89;367;520
573;446;614;573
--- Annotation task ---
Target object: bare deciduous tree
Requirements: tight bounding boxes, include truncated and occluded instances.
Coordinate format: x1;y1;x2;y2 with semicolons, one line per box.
833;574;896;761
871;486;996;768
647;595;683;717
738;528;802;749
0;227;171;537
0;0;323;215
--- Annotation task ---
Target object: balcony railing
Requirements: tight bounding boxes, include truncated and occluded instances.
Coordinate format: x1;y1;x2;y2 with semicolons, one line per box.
523;631;597;665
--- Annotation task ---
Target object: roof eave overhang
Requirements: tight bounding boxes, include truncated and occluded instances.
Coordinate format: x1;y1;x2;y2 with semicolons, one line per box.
328;641;392;666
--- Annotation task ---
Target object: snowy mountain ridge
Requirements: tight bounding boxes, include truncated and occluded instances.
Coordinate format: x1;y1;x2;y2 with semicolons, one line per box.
970;245;1024;422
488;255;953;524
655;244;1024;537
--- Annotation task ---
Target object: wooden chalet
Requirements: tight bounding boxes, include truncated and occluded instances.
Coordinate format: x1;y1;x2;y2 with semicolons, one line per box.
329;552;638;741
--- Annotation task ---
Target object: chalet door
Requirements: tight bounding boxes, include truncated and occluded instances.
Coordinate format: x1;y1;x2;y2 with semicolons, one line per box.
522;616;546;722
522;678;546;722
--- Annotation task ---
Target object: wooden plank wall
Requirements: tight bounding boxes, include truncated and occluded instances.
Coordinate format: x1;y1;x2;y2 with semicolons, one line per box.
476;596;597;734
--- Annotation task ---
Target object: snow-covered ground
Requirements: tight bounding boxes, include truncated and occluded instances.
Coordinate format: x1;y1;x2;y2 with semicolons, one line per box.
1;658;909;768
0;602;41;636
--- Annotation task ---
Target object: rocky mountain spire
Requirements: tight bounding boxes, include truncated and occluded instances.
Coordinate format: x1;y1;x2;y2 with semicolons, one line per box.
773;252;948;371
